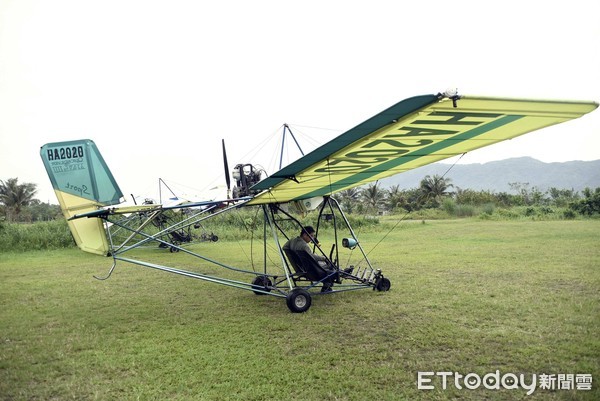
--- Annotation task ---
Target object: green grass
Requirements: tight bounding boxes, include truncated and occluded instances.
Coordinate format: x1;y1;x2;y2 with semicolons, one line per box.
1;220;599;400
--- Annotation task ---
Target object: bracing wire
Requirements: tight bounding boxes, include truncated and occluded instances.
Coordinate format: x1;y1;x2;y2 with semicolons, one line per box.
246;205;286;273
363;209;412;260
440;152;467;179
227;206;256;271
364;152;467;258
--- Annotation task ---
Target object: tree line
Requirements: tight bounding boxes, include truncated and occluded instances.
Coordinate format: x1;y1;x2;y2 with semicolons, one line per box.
2;176;599;223
334;175;600;217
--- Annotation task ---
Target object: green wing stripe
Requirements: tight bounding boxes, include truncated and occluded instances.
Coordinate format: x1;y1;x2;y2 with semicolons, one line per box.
293;114;523;200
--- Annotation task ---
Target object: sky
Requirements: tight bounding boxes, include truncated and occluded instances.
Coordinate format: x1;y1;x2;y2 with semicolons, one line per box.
1;0;599;204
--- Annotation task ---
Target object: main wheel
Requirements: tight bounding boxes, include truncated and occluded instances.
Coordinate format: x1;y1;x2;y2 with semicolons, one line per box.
286;288;312;313
376;277;391;292
251;276;272;295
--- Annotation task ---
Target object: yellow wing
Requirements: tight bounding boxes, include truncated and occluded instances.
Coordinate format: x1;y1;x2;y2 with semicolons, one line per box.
249;95;597;205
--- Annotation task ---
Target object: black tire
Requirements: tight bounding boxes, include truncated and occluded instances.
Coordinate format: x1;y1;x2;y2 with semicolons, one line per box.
376;277;391;292
286;288;312;313
211;234;218;242
251;276;272;295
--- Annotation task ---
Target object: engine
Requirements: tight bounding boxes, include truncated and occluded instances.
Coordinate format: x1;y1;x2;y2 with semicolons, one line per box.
232;163;263;198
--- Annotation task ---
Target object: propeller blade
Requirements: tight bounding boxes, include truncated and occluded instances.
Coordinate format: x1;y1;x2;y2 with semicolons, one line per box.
222;139;231;197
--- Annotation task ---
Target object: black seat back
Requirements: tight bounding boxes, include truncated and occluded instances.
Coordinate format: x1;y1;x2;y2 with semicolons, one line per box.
295;250;330;282
283;248;306;275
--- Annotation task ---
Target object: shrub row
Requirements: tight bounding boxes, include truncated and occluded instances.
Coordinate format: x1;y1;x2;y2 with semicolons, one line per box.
2;202;596;253
0;219;75;252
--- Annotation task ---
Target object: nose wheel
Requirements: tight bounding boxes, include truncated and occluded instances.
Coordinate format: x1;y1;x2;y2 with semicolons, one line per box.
375;276;391;292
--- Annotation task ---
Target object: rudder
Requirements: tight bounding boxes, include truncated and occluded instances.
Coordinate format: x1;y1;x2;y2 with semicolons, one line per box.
40;139;123;255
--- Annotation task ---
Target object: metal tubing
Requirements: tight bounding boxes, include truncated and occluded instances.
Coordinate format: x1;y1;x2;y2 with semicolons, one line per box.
116;257;285;298
329;197;375;272
264;205;294;290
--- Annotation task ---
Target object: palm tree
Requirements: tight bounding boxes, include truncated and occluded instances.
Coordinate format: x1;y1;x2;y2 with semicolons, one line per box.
386;184;404;211
0;178;38;221
334;187;361;213
418;175;453;207
360;182;387;213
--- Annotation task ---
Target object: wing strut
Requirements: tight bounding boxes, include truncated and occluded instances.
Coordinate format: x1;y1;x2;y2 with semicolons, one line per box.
279;124;305;170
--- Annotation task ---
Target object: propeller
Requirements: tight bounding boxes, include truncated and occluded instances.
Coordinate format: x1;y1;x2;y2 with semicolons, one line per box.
222;139;231;198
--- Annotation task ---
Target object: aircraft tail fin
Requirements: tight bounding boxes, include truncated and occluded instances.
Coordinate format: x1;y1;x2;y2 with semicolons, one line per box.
40;139;123;255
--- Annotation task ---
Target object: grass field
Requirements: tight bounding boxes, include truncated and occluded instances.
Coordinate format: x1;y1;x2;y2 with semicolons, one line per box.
1;219;598;400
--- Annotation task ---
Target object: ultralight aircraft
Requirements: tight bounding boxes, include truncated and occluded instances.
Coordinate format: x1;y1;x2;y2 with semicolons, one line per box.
41;91;598;312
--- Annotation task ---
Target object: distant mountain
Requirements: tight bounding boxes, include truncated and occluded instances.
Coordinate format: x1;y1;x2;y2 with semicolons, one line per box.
379;157;600;193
